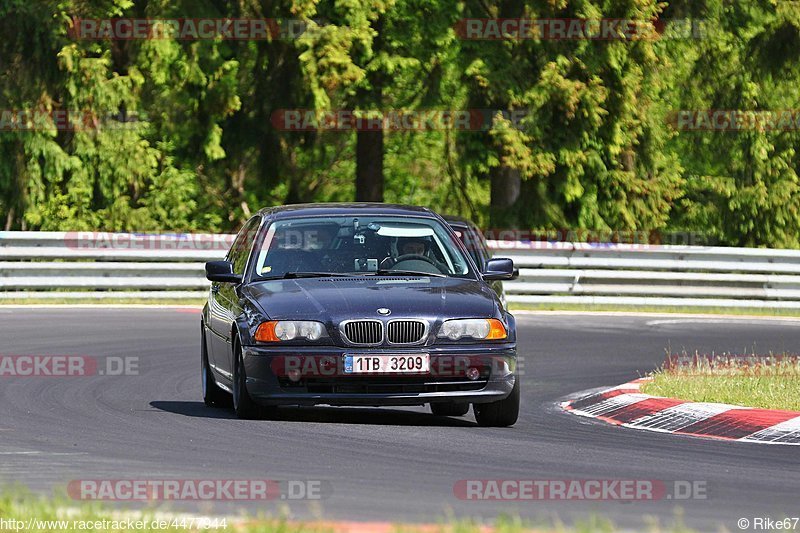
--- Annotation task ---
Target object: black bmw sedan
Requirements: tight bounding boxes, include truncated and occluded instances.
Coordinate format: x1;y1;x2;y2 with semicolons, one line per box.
201;203;519;426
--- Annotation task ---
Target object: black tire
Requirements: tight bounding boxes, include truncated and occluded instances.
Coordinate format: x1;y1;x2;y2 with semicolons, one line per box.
430;402;470;417
473;378;520;427
201;323;229;407
232;339;261;419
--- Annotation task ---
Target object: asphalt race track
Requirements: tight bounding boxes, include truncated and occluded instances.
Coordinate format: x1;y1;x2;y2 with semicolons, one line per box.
2;308;799;531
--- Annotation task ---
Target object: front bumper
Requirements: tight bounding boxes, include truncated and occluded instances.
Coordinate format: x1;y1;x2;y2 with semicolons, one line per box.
241;343;517;407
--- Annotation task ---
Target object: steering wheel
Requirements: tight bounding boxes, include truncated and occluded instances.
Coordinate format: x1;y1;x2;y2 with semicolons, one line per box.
393;254;436;266
392;254;448;274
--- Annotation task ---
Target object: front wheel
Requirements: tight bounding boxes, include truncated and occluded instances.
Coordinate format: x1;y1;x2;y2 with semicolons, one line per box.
202;323;229;407
232;340;261;419
473;378;520;427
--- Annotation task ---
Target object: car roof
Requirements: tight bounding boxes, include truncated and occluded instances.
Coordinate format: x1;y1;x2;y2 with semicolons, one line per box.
257;203;436;220
442;214;478;229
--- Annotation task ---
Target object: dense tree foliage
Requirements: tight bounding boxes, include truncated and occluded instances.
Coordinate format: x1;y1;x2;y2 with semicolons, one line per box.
1;0;799;247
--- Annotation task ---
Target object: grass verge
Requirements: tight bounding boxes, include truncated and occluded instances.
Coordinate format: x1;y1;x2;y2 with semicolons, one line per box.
0;489;697;533
642;352;800;411
508;302;800;317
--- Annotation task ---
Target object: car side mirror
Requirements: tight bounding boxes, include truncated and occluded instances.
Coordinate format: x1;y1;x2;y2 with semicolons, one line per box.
483;258;515;281
205;260;242;283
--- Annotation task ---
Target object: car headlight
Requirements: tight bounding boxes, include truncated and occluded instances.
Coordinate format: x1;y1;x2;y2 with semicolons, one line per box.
255;320;325;342
438;319;507;340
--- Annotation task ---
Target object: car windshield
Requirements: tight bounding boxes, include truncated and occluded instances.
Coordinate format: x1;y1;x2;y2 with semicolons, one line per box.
254;216;471;278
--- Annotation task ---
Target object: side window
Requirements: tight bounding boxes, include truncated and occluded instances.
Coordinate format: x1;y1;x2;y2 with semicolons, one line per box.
459;228;485;270
227;217;261;276
471;248;486;271
473;226;492;261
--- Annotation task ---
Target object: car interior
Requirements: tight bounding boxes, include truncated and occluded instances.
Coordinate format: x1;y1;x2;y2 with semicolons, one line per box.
255;219;469;277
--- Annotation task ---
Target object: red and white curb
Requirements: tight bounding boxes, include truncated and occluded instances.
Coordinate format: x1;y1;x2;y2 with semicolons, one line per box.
561;378;800;445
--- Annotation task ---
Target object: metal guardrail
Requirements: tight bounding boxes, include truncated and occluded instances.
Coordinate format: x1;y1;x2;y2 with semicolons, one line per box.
0;232;219;299
3;231;800;307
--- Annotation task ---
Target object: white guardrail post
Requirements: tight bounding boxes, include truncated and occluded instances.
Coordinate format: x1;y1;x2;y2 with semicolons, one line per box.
3;231;800;307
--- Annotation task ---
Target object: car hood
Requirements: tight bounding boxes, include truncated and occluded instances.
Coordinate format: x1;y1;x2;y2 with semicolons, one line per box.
244;276;497;322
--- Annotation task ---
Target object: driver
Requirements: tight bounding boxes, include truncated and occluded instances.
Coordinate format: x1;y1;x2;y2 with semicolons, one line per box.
379;237;448;274
398;237;427;257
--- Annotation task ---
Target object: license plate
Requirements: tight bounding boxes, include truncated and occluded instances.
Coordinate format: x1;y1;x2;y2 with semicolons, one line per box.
344;354;430;374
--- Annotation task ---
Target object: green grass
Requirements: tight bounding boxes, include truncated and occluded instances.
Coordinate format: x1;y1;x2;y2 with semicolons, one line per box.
0;489;698;533
509;302;800;317
642;352;800;411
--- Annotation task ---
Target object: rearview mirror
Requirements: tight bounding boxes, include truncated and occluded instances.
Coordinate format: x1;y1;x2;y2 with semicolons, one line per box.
205;260;242;283
483;258;515;281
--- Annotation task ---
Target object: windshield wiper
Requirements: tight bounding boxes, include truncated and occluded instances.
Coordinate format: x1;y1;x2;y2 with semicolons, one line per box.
260;270;446;279
261;272;355;280
373;269;446;278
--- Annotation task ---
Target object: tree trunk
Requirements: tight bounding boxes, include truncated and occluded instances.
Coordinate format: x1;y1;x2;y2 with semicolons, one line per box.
356;129;384;202
4;207;14;231
489;166;521;227
354;15;384;203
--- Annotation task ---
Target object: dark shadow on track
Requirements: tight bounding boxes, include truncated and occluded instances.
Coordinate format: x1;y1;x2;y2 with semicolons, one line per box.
149;401;477;427
148;401;237;419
